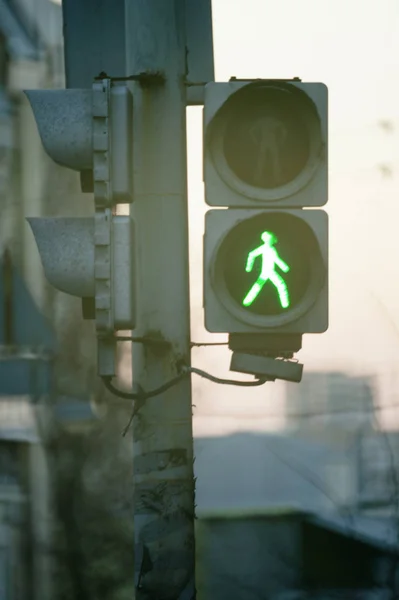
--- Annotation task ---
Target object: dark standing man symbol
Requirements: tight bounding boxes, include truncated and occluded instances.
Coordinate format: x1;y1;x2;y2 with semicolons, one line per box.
249;113;288;187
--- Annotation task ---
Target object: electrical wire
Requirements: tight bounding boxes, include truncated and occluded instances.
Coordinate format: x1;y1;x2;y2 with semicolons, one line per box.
190;342;229;347
102;366;267;401
184;366;267;387
102;371;187;401
103;365;268;436
114;335;229;348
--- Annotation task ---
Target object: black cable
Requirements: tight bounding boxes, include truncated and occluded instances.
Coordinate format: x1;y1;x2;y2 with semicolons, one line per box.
115;335;169;347
115;335;228;348
102;366;267;401
190;342;229;347
102;371;187;401
96;71;165;85
183;366;267;387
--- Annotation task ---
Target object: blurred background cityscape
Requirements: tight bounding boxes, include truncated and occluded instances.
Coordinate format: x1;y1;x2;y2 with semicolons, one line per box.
1;0;399;598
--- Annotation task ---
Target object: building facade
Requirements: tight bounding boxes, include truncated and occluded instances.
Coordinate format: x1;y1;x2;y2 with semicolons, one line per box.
0;2;99;599
284;371;376;436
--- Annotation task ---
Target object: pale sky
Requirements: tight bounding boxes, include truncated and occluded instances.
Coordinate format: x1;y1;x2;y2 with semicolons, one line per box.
185;0;399;435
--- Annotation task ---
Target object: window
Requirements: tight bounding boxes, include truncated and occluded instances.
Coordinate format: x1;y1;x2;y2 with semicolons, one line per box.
0;32;8;88
0;442;19;486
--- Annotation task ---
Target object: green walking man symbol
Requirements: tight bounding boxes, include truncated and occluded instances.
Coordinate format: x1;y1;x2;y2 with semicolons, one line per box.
243;230;291;309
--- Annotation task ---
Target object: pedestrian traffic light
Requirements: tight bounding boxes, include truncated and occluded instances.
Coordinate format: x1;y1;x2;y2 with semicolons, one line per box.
204;208;327;334
203;79;327;207
25;78;135;377
203;79;328;343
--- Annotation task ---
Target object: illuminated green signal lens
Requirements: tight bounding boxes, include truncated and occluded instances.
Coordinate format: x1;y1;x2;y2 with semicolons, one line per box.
217;213;317;318
242;230;291;309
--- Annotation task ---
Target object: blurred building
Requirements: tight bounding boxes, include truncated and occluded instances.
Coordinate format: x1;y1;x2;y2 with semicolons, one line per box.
0;3;61;598
0;2;99;599
195;430;399;600
356;429;399;515
197;508;398;600
194;431;358;515
194;372;399;599
284;371;376;437
284;371;399;517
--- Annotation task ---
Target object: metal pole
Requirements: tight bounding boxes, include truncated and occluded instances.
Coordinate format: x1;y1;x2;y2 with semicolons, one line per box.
125;2;196;599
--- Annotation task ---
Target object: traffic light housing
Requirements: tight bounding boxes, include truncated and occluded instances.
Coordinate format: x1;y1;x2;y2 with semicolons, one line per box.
27;216;135;332
204;79;327;208
203;79;329;357
25;78;135;377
